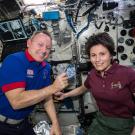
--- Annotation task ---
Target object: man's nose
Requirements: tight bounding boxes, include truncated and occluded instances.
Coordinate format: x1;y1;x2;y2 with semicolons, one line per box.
42;46;47;52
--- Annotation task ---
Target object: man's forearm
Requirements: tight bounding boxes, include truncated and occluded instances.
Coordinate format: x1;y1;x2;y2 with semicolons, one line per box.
44;96;59;124
6;85;57;110
131;126;135;135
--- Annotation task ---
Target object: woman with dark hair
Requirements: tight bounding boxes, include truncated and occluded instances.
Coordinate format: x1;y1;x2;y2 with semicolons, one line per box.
55;32;135;135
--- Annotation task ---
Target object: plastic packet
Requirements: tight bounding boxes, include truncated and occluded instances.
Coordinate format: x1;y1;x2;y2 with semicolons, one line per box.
66;64;76;80
33;121;50;135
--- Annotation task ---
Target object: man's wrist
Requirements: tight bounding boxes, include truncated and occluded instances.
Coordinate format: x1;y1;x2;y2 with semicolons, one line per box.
42;85;55;96
52;119;60;125
49;84;60;94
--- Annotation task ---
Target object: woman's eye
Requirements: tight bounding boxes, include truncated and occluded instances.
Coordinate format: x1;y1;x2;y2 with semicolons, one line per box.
90;54;96;57
100;52;105;56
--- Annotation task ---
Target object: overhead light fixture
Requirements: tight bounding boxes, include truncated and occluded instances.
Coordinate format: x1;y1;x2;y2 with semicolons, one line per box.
23;0;51;5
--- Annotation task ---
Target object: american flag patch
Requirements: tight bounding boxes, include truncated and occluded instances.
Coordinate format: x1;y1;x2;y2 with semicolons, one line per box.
27;69;34;75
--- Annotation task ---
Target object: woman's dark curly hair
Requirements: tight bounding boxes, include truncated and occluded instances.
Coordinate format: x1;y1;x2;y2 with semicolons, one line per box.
85;32;115;56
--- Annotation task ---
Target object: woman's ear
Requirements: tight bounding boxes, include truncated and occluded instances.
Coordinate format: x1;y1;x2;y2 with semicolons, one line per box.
111;56;114;64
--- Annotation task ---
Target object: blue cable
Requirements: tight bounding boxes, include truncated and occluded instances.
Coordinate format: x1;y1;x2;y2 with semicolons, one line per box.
65;11;77;33
77;13;93;39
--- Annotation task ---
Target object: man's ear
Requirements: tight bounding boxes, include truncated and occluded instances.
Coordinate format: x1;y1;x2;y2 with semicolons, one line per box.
27;39;31;47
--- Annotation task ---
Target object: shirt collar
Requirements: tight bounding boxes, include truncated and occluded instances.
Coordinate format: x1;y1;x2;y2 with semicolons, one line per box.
25;49;35;62
106;62;118;74
25;49;46;67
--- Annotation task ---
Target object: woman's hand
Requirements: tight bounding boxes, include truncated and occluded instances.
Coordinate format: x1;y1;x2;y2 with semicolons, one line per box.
54;92;66;100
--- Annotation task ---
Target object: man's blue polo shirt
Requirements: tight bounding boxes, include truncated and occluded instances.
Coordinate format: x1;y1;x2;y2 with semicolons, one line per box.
0;50;51;120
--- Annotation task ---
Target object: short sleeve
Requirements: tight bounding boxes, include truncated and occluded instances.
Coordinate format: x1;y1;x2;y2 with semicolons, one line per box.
0;55;26;92
84;72;91;89
127;67;135;93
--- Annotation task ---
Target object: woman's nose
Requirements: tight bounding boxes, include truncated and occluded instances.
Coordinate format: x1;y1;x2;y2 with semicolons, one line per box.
96;55;101;61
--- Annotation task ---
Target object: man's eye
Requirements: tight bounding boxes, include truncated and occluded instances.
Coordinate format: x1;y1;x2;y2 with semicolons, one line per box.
46;48;51;51
38;43;44;47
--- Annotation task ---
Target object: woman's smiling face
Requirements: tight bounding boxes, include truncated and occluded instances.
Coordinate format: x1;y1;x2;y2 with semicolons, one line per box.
90;44;112;72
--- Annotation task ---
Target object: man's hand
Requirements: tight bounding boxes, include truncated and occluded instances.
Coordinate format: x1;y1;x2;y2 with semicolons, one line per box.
50;122;62;135
52;73;68;93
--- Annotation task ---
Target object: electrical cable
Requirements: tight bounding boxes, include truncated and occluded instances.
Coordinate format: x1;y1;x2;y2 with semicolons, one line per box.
76;13;93;39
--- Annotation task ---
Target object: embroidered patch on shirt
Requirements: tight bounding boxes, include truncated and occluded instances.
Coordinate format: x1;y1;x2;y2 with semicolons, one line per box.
111;81;122;89
27;69;34;78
